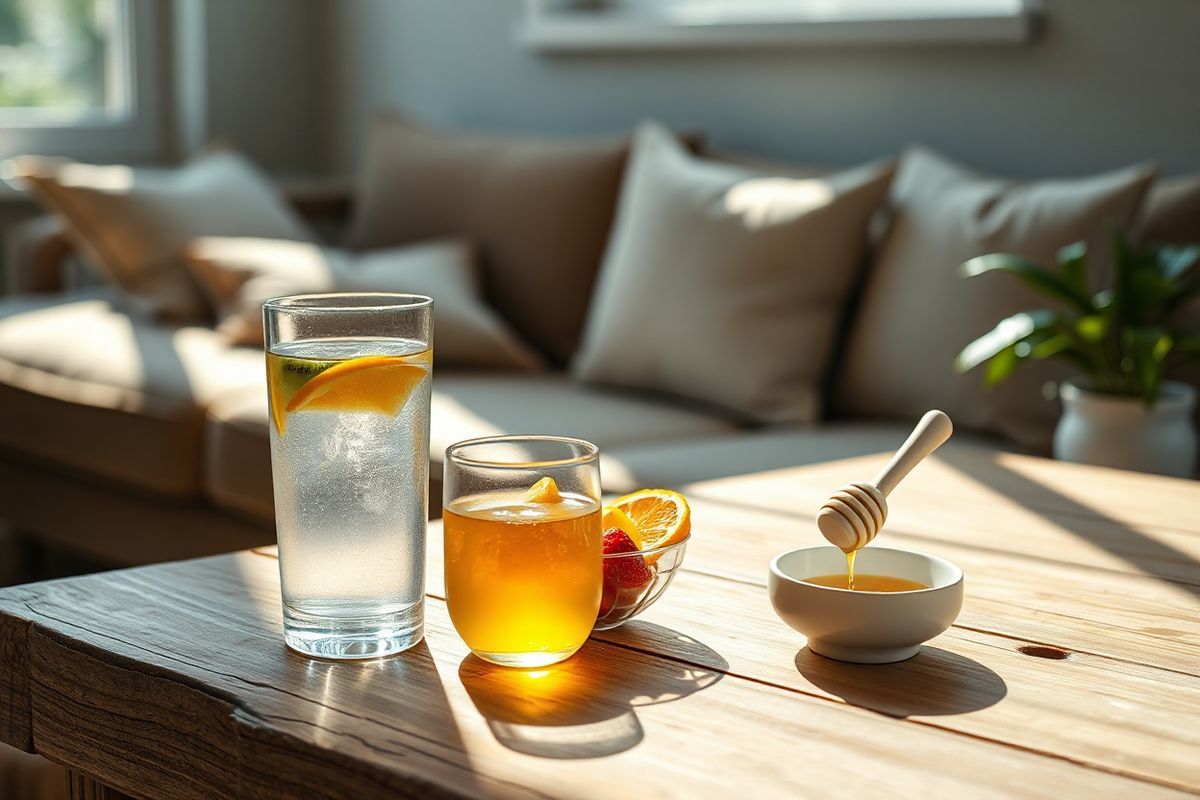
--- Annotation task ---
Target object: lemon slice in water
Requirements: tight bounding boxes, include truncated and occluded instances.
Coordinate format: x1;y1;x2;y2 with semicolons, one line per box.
267;350;430;435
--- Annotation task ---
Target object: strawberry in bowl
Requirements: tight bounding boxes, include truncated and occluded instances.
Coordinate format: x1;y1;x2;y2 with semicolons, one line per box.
594;490;691;630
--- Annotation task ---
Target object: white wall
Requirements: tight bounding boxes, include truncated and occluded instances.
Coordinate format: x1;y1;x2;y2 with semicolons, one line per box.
196;0;330;174
324;0;1200;179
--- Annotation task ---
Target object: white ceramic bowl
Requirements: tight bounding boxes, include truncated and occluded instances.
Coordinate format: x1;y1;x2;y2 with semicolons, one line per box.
768;546;964;664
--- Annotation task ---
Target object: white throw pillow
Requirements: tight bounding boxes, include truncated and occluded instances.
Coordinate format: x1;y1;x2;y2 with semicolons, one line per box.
834;146;1156;451
572;121;895;424
184;237;544;371
6;150;315;320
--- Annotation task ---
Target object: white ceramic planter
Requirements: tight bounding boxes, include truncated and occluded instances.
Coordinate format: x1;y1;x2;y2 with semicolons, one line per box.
1054;379;1197;477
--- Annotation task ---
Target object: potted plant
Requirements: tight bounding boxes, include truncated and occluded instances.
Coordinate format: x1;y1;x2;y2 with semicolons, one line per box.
955;231;1199;477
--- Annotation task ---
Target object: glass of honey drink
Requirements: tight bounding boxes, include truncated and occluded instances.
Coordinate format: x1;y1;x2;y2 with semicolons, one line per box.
443;436;603;668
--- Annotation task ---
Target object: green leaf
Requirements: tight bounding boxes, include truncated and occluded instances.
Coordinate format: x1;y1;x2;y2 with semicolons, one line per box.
960;254;1094;313
1123;325;1172;406
1075;313;1109;344
1029;332;1074;360
985;345;1022;387
1056;241;1089;296
1026;332;1101;374
1153;334;1174;362
955;311;1057;373
1157;244;1200;281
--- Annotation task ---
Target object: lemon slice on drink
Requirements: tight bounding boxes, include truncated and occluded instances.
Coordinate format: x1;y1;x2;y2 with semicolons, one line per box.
267;351;430;435
525;477;564;504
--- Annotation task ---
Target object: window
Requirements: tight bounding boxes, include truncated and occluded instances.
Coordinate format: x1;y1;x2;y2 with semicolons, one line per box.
0;0;166;164
519;0;1038;52
0;0;130;124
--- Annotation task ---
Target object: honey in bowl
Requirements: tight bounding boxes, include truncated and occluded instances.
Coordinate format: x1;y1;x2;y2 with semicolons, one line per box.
803;549;929;592
803;573;929;592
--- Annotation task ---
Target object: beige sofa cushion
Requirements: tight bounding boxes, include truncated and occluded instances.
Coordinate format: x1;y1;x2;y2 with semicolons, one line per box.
424;374;738;459
1135;174;1200;245
0;291;263;495
834;147;1155;451
205;389;278;521
345;114;635;364
203;373;739;521
574;122;895;425
184;236;544;371
7;151;315;320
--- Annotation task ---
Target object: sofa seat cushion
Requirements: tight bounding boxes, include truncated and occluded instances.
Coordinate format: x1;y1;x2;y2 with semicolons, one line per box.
203;373;741;521
205;388;277;521
425;374;740;459
0;291;264;495
601;423;1018;493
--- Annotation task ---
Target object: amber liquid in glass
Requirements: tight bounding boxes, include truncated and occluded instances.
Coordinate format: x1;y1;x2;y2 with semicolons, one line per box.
444;490;602;667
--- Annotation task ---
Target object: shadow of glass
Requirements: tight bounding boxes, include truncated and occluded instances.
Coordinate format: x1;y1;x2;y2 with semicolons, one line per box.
281;640;483;793
794;645;1007;718
459;627;724;759
598;620;735;682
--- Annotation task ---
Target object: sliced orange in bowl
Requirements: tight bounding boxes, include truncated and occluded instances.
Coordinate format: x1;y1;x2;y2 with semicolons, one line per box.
606;488;690;558
600;506;644;549
267;351;430;435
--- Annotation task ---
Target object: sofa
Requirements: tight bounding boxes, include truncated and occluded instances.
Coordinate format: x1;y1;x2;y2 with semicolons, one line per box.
0;115;1196;572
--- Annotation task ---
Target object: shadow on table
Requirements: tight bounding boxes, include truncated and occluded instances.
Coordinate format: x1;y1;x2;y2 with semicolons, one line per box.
793;645;1007;718
459;624;725;759
281;641;485;795
938;449;1200;600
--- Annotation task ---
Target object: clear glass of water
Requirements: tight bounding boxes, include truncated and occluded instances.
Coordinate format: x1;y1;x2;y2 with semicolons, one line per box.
263;293;433;659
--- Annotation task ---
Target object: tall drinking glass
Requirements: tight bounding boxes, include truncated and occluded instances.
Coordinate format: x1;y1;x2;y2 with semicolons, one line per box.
263;293;432;659
443;435;603;668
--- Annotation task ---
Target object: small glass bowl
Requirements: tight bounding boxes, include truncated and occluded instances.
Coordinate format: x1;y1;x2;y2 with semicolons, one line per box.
593;535;690;631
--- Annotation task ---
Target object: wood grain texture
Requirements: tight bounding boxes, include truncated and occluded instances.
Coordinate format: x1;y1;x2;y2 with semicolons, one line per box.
0;551;1189;799
610;443;1200;537
601;569;1200;789
2;453;1199;799
670;452;1200;583
0;612;32;751
664;499;1200;674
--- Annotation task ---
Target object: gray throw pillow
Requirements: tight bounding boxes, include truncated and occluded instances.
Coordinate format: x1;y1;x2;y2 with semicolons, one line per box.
572;121;895;424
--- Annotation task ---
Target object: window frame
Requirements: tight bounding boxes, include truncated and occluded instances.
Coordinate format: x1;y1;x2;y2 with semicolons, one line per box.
0;0;169;163
518;0;1040;53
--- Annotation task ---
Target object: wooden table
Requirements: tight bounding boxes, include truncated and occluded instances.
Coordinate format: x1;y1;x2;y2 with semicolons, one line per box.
1;445;1198;798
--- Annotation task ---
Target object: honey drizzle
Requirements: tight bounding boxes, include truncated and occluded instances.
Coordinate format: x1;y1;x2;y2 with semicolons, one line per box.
846;549;857;591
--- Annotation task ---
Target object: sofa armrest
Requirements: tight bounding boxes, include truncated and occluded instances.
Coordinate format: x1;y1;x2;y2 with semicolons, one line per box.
3;215;75;294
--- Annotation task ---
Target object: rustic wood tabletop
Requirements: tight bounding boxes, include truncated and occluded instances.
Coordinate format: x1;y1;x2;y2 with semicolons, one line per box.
1;445;1197;798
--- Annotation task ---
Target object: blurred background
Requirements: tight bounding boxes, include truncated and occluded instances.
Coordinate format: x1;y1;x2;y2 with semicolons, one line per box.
1;0;1197;217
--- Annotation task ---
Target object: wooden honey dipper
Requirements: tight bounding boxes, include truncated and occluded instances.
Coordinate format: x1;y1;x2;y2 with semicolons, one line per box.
817;410;954;553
